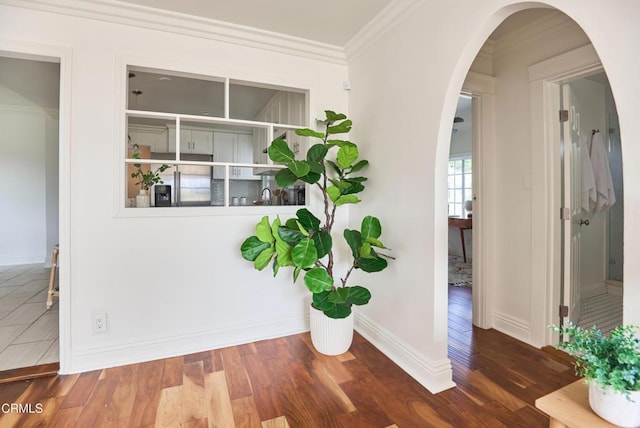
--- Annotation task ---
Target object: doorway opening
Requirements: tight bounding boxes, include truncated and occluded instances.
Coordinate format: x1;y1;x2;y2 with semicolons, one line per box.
559;72;623;336
0;53;60;378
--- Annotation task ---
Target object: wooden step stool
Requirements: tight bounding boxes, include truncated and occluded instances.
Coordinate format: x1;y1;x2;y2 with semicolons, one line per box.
46;245;59;310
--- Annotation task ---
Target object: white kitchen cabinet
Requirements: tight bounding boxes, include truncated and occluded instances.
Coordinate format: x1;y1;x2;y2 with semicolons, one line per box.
168;127;213;155
213;132;259;180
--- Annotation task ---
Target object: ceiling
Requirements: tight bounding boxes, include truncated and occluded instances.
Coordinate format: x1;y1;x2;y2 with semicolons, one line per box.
118;0;393;46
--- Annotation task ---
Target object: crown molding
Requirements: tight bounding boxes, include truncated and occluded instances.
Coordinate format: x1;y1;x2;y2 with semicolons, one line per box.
344;0;425;61
0;0;347;65
492;11;581;59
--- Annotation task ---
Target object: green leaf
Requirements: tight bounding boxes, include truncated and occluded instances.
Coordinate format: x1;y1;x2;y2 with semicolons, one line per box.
327;120;352;135
342;181;365;195
348;160;369;173
241;236;272;261
325;110;347;122
296;221;309;237
328;288;349;303
326;139;350;148
326;160;341;175
292;238;317;268
285;218;300;230
327;186;340;202
296;208;321;232
335;195;360;206
286;160;311;178
303;268;334;293
312;230;332;259
299;171;322;184
272;258;280;277
343;229;362;259
360;242;372;258
271;216;282;241
307;144;328;162
307;161;324;174
275;239;293;266
324;303;351;319
361;216;382;240
366;237;386;248
254;248;275;271
337;144;359;169
344;286;371;306
345;176;368;182
268;139;295;163
256;216;274;243
312;291;334;311
278;226;305;244
296;128;325;139
357;256;388;273
293;265;302;282
328;179;351;190
275;168;298;187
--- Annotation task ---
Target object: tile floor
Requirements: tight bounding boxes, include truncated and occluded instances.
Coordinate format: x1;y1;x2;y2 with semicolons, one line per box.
577;292;623;337
0;264;58;371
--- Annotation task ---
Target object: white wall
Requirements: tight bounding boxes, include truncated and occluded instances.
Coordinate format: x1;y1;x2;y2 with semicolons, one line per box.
0;4;348;373
0;83;58;265
348;0;640;393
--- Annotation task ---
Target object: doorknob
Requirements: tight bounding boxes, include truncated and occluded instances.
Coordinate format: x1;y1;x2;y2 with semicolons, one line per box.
579;219;590;226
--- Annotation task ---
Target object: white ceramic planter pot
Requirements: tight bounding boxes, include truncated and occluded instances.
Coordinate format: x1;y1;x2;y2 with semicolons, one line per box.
589;382;640;427
136;189;150;208
309;305;354;356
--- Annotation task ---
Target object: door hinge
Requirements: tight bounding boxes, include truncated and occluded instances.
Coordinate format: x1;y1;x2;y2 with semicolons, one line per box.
560;207;570;220
559;109;569;122
559;305;569;318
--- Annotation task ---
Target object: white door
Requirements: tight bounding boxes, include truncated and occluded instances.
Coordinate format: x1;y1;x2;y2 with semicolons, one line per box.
562;81;599;327
562;83;583;327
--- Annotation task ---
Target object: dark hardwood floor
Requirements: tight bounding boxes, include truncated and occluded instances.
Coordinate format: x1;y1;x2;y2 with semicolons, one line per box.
0;286;577;427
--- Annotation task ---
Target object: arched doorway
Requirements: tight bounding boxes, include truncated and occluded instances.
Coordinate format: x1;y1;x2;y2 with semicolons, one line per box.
446;7;624;360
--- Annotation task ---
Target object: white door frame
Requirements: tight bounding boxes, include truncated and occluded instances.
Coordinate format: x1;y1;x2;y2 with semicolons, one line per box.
0;40;72;373
461;71;496;329
528;44;602;346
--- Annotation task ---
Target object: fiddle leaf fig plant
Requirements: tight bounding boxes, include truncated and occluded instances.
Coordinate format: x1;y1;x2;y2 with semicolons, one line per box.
240;110;394;319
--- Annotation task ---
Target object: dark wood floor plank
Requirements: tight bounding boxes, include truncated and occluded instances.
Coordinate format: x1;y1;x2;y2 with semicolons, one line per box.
128;359;164;427
220;345;253;400
74;375;119;428
182;361;206;423
58;370;101;409
160;356;183;388
104;364;139;422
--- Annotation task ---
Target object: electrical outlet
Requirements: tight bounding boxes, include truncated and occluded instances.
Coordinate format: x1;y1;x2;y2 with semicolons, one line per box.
93;312;107;333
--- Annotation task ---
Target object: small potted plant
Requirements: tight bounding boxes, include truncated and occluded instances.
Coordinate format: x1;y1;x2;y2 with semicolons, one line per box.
130;152;169;207
240;110;394;355
551;323;640;427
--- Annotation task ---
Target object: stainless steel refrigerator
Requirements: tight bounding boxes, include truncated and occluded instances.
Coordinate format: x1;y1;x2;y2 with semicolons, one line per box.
151;153;213;206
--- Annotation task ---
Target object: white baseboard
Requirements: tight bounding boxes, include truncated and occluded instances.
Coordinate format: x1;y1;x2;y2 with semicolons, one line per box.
0;253;45;266
582;282;607;300
492;311;532;345
66;315;308;374
355;313;455;394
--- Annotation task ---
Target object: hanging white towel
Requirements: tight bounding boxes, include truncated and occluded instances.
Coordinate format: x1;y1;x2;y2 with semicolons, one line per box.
579;134;596;213
590;131;616;212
